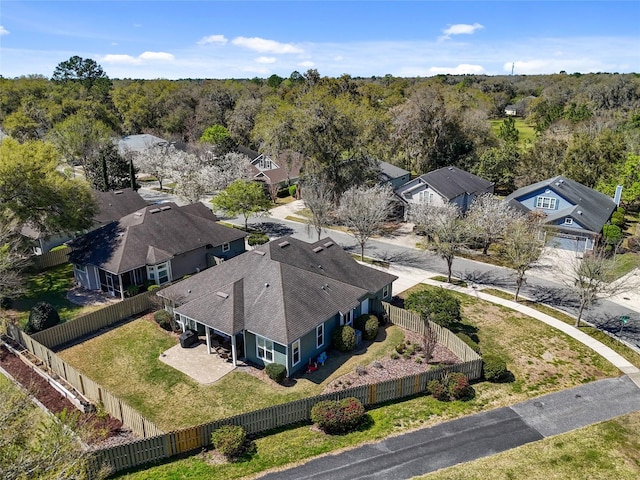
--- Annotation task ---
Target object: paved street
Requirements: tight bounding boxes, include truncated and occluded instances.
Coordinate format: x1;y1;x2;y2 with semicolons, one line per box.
259;376;640;480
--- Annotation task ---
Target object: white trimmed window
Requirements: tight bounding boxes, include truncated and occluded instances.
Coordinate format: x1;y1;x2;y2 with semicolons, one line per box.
564;218;573;225
74;264;87;273
383;285;390;299
292;339;301;366
340;310;353;326
147;262;170;285
316;324;324;349
222;242;230;253
256;335;274;362
535;196;557;209
418;190;434;204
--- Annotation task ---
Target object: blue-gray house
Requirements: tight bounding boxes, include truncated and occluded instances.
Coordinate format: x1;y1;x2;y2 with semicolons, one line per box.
505;176;617;252
158;236;397;376
69;202;247;299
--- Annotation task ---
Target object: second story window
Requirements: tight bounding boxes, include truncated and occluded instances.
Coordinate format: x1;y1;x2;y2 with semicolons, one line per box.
536;196;557;209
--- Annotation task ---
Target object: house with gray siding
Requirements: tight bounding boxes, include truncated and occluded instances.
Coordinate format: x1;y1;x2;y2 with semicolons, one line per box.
505;176;616;252
395;166;494;217
379;161;411;189
68;202;247;299
158;236;397;376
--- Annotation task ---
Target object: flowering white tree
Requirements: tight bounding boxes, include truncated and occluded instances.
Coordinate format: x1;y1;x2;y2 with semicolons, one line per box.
131;143;175;191
466;193;520;255
338;184;394;261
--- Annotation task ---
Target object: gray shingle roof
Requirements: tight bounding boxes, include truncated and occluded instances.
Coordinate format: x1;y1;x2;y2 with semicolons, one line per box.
504;176;616;233
420;166;494;200
379;161;410;181
92;188;149;226
160;236;397;345
69;202;247;273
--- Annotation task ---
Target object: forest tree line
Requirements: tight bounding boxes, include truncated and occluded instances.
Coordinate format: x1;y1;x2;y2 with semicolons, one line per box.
1;58;639;204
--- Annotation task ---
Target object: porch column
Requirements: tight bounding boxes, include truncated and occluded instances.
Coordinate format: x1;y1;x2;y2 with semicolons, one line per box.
231;335;237;367
118;274;125;300
205;326;212;354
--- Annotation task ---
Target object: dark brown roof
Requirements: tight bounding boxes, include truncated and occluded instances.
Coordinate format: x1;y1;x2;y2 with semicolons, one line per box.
69;202;247;273
160;236;397;344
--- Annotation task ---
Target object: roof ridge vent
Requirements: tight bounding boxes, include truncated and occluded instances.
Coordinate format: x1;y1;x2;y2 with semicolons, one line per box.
278;241;290;248
216;291;229;299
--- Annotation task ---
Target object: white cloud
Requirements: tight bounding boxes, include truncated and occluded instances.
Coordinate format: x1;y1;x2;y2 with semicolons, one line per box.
100;52;174;65
442;23;484;36
298;60;315;68
139;51;175;61
0;25;9;36
232;36;303;54
197;34;228;46
255;56;276;64
428;64;486;75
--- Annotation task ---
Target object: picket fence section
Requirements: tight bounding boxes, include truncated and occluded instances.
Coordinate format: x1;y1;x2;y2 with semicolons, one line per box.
6;324;164;439
32;247;72;270
31;290;158;350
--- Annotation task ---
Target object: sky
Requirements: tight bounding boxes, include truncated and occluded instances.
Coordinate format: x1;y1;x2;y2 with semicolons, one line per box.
1;1;639;80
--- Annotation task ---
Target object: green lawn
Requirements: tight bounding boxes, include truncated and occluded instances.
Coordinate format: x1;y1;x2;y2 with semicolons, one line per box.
10;264;100;326
490;118;537;149
611;252;640;280
102;285;622;479
59;316;406;431
421;411;640;479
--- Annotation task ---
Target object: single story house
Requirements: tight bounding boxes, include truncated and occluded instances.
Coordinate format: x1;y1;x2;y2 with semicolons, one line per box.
237;146;304;189
379;161;411;189
21;188;149;255
158;236;397;376
505;175;617;252
68;202;247;298
395;166;494;217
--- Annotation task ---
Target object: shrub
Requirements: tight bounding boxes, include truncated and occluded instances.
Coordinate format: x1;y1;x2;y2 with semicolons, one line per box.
390;352;399;360
447;372;473;400
456;333;481;353
211;424;246;459
248;232;269;246
288;184;297;197
265;363;286;383
126;285;140;297
483;354;508;382
395;342;406;354
354;314;378;340
628;236;640;252
602;224;623;245
332;325;356;352
405;288;461;328
611;212;626;228
147;284;161;291
311;397;365;434
427;379;449;401
26;302;60;332
154;310;173;330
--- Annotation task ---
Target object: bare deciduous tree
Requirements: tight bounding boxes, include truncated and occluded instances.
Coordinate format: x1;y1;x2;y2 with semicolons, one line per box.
0;218;29;303
422;319;438;363
338;184;394;261
564;246;639;327
501;216;544;301
410;202;468;283
466;194;519;255
301;177;333;241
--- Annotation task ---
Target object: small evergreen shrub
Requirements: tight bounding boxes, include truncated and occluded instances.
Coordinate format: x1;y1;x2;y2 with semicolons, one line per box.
611;211;626;228
147;284;161;291
602;224;623;245
211;424;247;459
332;325;356;352
395;342;406;354
390;352;399;360
456;333;481;353
288;185;297;197
427;379;449;401
405;289;461;328
483;354;508;382
27;302;60;332
354;314;378;340
126;285;140;297
154;310;173;330
311;397;365;434
265;363;287;383
248;232;269;246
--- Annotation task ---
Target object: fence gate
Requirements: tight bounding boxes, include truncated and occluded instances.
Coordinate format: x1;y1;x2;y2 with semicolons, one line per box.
171;427;202;455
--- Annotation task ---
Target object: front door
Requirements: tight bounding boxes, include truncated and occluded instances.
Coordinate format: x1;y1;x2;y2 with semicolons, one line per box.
105;274;115;296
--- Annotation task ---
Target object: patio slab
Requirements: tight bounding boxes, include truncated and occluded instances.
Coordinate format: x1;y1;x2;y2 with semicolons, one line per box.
159;341;236;384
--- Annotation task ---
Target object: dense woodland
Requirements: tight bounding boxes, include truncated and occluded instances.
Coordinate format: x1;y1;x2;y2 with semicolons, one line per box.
1;58;640;205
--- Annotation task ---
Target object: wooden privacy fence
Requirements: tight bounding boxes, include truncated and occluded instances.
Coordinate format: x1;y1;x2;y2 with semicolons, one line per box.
31;290;159;350
6;324;164;439
32;246;72;270
91;358;482;474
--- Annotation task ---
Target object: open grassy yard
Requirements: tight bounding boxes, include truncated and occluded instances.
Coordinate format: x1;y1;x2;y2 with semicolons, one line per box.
10;264;100;326
58;315;406;431
490;118;537;148
421;411;640;480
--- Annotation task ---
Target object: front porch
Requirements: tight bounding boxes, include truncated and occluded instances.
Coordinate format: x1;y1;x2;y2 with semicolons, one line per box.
159;341;237;384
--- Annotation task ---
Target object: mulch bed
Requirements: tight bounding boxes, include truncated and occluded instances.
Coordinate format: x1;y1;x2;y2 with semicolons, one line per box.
0;343;129;446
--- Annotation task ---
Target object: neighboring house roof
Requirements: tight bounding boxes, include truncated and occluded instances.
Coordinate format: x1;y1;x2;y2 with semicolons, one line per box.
504;176;617;233
249;151;304;185
117;134;169;155
21;188;148;240
379;161;410;183
237;146;260;161
395;166;494;202
69;202;247;274
159;236;398;345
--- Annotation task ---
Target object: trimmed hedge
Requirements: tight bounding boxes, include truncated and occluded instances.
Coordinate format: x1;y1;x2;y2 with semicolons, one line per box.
311;397;365;434
211;424;247;459
428;372;474;401
265;363;287;383
248;232;269;246
483;354;508;382
332;325;357;352
405;288;461;328
154;310;173;330
354;314;379;340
